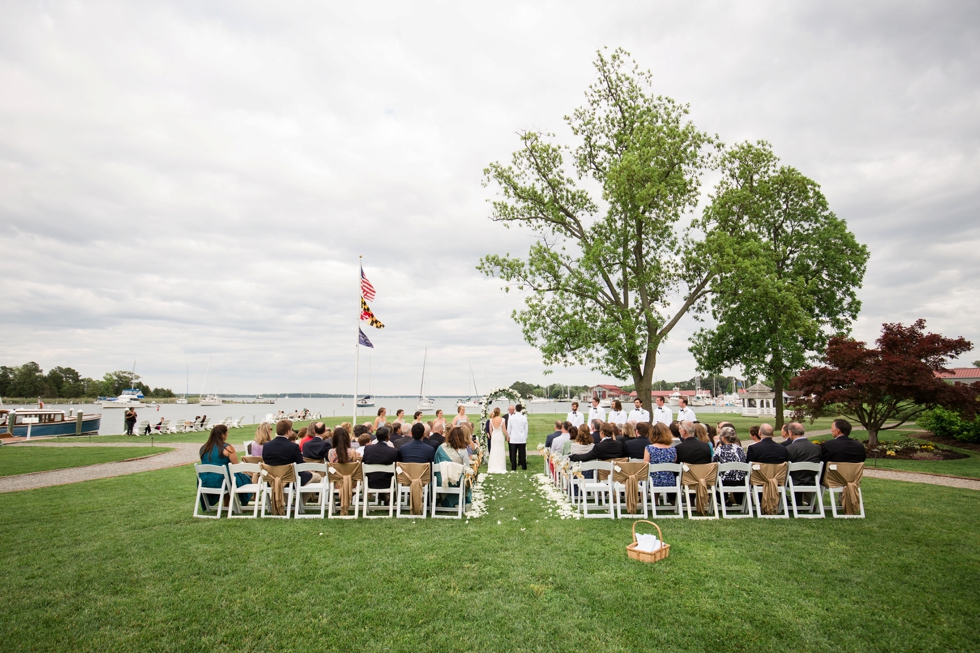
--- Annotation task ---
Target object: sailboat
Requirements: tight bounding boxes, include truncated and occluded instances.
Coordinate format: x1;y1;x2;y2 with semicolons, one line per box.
176;367;188;404
199;356;222;406
457;364;484;407
417;348;435;410
101;361;146;408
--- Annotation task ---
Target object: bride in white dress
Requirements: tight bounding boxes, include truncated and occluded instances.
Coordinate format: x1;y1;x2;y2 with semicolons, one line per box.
487;407;509;474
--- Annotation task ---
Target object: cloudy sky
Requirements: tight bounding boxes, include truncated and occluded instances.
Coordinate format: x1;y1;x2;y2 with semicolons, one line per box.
1;1;978;396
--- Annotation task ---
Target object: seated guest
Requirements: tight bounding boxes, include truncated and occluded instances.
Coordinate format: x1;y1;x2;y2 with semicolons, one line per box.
328;427;361;463
747;425;762;447
353;423;370;442
263;420;321;485
746;423;788;464
620;422;636;442
706;424;717;447
301;422;331;460
644;422;678;486
153;418;165;433
712;427;747;485
569;424;596;479
354;433;372;453
570;422;624;461
590;419;602;445
392;426;414;450
399;423;435;464
199;424;253;506
250;422;273;457
668;421;682;444
623;422;651;459
550;422;572;455
544;421;563;449
428;422;446;448
821;419;867;465
675;421;712;464
434;426;473;507
298;427;313;451
361;426;399;503
694;423;714;457
785;422;822;486
389;421;403;442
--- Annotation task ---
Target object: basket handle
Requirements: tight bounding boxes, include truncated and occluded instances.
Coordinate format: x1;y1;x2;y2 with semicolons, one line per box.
631;519;663;544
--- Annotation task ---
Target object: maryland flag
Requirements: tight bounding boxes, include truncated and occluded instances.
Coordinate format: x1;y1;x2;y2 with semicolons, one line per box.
360;297;384;329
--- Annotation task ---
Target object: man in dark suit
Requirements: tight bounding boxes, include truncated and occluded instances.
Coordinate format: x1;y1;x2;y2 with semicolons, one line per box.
427;423;445;449
362;427;399;503
785;422;822;486
263;419;321;484
544;421;562;449
398;423;435;464
746;424;789;464
569;423;624;461
590;419;602;445
780;423;792;447
392;424;414;450
301;422;331;460
821;419;867;464
623;422;652;459
674;421;712;464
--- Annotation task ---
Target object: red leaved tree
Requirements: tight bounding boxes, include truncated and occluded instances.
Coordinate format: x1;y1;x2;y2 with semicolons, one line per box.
790;320;976;447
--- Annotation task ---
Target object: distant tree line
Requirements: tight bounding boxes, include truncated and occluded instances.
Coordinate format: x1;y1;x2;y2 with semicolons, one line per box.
508;374;740;400
0;362;175;399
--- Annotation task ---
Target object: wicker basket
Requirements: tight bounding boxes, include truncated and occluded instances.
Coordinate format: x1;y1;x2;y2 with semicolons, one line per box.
626;520;670;563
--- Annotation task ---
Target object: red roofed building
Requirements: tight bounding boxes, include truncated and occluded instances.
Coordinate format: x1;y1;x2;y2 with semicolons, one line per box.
937;368;980;386
590;384;626;400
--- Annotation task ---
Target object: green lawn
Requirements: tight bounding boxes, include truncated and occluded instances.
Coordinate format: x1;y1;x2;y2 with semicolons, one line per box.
837;430;980;479
0;465;977;651
0;445;172;476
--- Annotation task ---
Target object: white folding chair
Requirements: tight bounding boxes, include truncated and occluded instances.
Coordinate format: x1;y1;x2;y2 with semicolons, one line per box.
431;462;467;519
716;462;753;518
136;420;150;435
614;462;649;519
327;463;362;519
242;441;253;456
824;463;866;519
750;463;790;519
648;463;683;519
395;464;430;519
227;462;261;518
362;464;397;518
193;464;230;519
258;469;296;519
578;461;615;519
787;462;825;518
294;462;328;519
681;463;720;520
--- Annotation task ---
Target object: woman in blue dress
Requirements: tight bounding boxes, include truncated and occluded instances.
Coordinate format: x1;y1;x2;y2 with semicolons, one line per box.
433;426;473;507
643;422;678;485
199;424;253;507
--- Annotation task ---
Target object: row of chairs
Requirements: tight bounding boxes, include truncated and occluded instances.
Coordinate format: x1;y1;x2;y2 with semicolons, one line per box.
194;461;470;519
546;455;865;519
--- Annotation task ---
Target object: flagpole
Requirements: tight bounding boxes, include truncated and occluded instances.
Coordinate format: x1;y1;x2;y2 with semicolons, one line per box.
353;255;361;427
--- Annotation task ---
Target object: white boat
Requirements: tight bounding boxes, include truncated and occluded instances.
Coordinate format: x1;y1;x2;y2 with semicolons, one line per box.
528;397;550;404
457;397;484;408
357;395;375;408
417;348;435;410
668;387;682;406
101;389;145;409
175;398;188;405
250;396;276;404
176;368;189;403
200;394;222;406
598;398;612;408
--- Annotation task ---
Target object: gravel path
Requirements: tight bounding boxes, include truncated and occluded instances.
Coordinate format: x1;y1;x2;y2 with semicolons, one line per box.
863;468;980;491
0;441;200;493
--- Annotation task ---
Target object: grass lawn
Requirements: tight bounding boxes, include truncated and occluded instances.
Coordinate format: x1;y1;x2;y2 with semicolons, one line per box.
0;465;978;651
0;445;173;477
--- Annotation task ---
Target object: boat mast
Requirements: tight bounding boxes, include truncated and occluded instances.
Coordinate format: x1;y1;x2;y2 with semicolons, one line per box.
200;355;211;398
418;348;427;401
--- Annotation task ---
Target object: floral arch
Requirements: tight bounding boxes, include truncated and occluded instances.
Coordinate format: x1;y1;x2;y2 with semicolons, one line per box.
477;386;523;445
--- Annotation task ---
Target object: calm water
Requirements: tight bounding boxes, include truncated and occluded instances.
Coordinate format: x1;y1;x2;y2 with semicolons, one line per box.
5;397;739;435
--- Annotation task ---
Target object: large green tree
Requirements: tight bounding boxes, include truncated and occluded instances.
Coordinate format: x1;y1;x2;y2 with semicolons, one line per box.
479;49;719;412
689;141;869;427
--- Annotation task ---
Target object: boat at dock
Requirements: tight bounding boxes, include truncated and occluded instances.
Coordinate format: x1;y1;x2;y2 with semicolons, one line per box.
100;388;145;409
0;408;102;437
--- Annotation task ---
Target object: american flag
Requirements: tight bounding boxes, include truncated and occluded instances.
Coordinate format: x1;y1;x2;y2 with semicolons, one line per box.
360;264;376;301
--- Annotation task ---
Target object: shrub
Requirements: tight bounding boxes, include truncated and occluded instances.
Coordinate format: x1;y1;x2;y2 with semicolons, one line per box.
917;407;980;443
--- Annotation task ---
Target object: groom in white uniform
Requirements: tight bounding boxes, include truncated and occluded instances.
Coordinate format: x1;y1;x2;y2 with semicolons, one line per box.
507;404;529;471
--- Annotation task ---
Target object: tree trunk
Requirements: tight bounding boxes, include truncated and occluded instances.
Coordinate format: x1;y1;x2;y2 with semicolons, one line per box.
867;427;879;449
773;375;784;430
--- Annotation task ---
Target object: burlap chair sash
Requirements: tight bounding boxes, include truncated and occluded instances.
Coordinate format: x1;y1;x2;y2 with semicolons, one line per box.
750;463;788;515
242;455;263;464
303;457;324;464
327;462;363;516
597;457;628;482
823;462;864;515
260;464;295;516
613;462;648;514
396;463;431;515
680;463;718;516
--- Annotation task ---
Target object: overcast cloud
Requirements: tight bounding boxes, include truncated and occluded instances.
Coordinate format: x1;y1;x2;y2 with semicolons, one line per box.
1;1;978;395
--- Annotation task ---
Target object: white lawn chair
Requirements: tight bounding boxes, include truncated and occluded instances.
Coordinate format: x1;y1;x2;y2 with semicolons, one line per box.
258;468;296;518
362;464;397;518
614;462;649;519
242;441;253;456
136;420;150;435
750;463;790;519
431;462;467;519
577;461;615;519
293;462;328;519
395;463;430;519
787;461;825;518
157;419;170;434
193;464;230;518
716;462;754;518
227;462;262;518
327;463;363;519
681;463;720;520
823;462;865;519
648;463;684;519
201;419;213;432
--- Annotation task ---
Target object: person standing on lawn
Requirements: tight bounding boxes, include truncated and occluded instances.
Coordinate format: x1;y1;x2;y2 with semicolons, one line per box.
507;404;528;471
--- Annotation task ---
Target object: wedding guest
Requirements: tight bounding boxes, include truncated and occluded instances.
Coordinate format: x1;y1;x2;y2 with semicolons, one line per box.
428;422;446;448
713;427;747;486
250;422;273;457
199;424;252;506
644;422;678;486
433;409;447;431
393;409;406;426
821;419;867;464
339;421;352;433
452;405;469;427
747;425;761;447
390;422;403;442
785;422;822;486
569;425;595;457
297;427;312;451
302;422;331;460
780;423;792;446
621;422;636;442
544;421;562;449
354;433;371;452
434;426;473;507
746;423;788;464
399;423;435;464
392;426;413;450
608;400;627;427
570;422;624;461
353;424;370;442
675;421;711;464
125;408;138;436
362;421;375;436
327;426;361;464
263;420;320;485
694;423;714;456
550;421;573;455
623;421;651;459
362;427;399;502
590;419;602;445
668;421;682;443
373;407;387;431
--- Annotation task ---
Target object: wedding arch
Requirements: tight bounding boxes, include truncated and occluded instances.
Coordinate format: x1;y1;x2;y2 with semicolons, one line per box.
477;386;523;445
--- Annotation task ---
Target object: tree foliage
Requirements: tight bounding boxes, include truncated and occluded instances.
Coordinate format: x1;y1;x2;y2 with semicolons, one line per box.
790;320;976;447
689;141;869;428
0;363;174;399
479;48;718;412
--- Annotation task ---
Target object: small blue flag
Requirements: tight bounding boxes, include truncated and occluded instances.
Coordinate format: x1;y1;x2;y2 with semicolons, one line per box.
358;328;374;348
